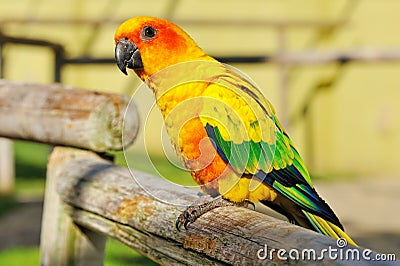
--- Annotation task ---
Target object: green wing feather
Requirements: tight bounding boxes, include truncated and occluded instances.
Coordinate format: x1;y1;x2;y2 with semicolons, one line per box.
203;69;345;231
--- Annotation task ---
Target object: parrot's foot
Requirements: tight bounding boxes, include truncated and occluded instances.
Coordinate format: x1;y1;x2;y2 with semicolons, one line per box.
176;197;254;231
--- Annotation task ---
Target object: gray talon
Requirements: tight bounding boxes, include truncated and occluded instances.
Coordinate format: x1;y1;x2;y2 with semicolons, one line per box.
175;198;254;231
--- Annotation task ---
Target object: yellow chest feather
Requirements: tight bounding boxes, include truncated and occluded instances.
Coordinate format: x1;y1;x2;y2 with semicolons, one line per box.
218;174;277;203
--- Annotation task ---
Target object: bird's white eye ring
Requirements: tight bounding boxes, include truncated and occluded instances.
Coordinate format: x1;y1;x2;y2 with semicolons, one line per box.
141;26;157;40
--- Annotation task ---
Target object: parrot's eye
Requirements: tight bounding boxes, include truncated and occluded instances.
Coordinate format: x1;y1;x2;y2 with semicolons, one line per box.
142;26;157;40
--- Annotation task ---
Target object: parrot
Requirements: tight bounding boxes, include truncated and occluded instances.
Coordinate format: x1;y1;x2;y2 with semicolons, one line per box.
114;16;357;246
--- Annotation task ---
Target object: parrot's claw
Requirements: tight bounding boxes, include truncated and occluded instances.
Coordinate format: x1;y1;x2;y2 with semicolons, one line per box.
247;200;256;210
175;197;254;231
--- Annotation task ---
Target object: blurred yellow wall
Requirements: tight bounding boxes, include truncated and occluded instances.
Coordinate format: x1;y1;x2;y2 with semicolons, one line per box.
1;0;399;178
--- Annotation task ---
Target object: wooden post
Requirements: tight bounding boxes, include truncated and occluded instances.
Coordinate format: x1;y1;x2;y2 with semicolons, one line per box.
44;147;388;265
40;148;106;266
0;80;139;152
0;42;15;195
0;138;14;195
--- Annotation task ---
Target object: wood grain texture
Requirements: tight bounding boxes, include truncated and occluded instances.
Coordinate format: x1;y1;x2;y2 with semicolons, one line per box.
40;147;106;266
0;80;138;151
44;147;390;265
0;138;14;194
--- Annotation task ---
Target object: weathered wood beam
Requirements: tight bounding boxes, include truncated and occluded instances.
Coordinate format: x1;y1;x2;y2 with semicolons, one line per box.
0;80;138;152
40;147;106;266
43;147;390;265
0;138;14;195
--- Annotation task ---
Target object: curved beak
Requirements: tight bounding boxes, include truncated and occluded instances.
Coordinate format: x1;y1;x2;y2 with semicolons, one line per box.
115;38;143;75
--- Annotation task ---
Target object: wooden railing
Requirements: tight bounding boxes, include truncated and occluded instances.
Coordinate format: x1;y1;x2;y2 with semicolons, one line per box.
0;80;392;265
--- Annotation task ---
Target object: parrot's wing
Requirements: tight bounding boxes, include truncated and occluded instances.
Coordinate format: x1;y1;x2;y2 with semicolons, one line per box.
202;70;343;229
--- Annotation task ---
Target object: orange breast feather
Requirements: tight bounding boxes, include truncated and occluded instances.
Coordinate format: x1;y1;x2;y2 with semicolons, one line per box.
178;117;230;195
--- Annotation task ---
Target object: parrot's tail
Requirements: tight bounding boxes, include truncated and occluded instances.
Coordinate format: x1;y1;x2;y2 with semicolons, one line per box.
303;211;358;247
261;196;358;247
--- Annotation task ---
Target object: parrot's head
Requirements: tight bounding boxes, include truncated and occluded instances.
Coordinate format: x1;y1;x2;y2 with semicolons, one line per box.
114;16;211;80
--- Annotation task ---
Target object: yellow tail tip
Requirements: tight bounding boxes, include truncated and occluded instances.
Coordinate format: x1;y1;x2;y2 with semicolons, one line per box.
306;212;358;247
329;221;358;247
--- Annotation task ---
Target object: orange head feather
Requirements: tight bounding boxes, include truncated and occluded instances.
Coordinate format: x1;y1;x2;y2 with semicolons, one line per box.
114;16;212;80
